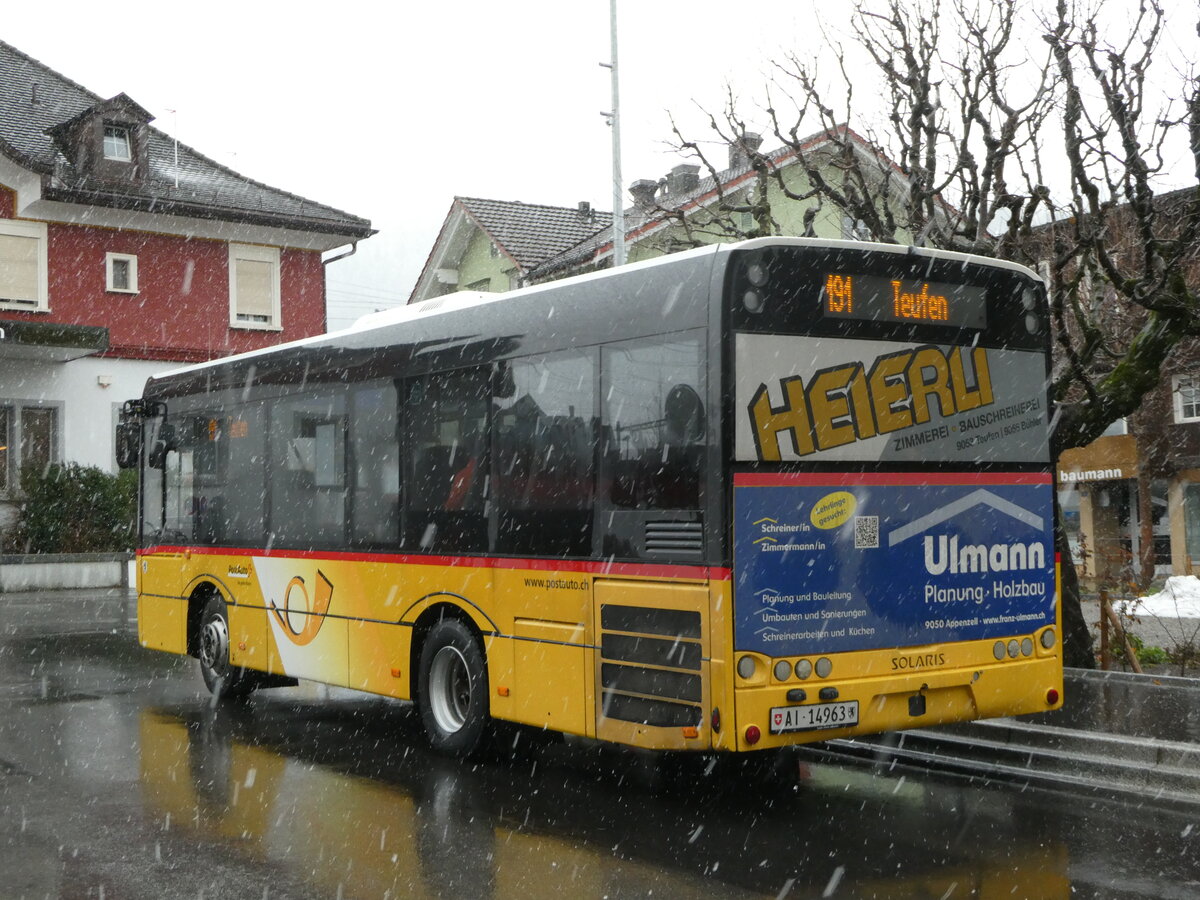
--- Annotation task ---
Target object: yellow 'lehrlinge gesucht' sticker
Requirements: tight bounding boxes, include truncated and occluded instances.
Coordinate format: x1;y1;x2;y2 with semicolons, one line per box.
810;491;856;529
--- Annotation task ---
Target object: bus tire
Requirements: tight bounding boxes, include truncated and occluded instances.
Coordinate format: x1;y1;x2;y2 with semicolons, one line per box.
197;596;255;700
417;618;490;756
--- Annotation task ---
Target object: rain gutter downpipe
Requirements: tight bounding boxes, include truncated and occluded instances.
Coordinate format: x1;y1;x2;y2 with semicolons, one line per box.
322;241;359;266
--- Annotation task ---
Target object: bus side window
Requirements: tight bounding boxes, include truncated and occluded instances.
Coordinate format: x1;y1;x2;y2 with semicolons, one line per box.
269;392;347;550
161;404;267;547
350;382;400;547
223;402;267;544
161;441;194;543
403;368;490;553
181;414;220;543
602;337;705;511
494;350;596;556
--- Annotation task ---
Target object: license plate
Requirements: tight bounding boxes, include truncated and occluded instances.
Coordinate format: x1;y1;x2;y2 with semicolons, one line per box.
769;701;859;733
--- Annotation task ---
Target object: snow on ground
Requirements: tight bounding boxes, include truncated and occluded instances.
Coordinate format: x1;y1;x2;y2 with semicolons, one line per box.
1116;576;1200;619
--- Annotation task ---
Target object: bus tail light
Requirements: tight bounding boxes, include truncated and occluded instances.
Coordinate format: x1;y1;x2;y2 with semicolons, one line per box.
1046;688;1060;706
742;290;766;314
745;725;761;745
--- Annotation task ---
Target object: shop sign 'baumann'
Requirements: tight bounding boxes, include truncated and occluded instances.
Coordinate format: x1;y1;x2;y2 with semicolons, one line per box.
1057;434;1139;484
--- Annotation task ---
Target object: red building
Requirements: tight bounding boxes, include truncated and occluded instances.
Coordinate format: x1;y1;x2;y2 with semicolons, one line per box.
0;42;373;510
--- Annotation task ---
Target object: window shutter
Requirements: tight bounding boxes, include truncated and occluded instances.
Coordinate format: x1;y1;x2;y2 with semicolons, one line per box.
0;233;39;303
236;258;274;319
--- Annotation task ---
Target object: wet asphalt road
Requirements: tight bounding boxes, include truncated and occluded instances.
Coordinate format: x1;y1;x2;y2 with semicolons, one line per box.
0;621;1196;898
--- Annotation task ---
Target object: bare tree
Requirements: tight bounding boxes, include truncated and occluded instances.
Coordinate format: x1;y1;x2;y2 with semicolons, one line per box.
662;0;1200;666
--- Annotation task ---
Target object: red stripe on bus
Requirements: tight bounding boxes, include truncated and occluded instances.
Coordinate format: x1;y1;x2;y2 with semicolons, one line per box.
140;545;731;581
733;472;1052;487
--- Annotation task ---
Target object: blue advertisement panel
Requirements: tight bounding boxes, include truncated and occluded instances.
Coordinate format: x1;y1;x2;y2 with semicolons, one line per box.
733;474;1056;657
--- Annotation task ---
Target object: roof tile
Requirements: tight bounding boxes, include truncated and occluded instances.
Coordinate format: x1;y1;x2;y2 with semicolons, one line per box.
459;196;612;271
0;40;371;237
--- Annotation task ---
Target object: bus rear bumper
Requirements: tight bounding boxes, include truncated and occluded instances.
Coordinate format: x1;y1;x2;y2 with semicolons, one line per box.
731;655;1063;752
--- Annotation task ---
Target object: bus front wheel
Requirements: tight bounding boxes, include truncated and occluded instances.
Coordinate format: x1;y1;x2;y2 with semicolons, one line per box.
417;618;490;756
198;596;254;700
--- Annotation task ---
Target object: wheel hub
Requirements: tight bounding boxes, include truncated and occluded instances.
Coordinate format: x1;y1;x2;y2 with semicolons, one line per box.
428;645;471;734
200;615;229;674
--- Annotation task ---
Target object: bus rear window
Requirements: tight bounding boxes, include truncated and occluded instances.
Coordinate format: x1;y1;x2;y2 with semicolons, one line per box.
602;336;705;510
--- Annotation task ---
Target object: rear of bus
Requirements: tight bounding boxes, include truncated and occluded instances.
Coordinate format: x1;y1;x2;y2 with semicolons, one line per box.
720;239;1062;751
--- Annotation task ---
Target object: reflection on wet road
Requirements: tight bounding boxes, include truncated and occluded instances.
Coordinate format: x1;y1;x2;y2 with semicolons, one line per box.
0;633;1195;898
140;701;1072;899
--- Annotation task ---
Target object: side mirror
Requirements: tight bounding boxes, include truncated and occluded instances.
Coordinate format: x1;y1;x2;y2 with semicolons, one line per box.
664;384;705;444
115;420;142;469
146;423;177;469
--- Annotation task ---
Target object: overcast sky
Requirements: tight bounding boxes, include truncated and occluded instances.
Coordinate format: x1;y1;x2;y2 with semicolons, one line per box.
8;3;1192;330
4;1;848;328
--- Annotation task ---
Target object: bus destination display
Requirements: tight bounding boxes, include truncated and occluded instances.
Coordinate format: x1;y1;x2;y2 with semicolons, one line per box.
823;273;987;329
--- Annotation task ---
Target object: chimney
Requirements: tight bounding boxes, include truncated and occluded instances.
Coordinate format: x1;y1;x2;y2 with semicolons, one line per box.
629;179;660;210
664;164;700;196
728;132;763;170
577;200;592;219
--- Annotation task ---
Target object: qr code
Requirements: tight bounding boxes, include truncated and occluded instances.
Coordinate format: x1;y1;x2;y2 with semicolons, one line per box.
854;516;880;549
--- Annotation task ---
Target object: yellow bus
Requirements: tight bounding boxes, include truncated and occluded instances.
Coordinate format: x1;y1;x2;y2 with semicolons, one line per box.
118;237;1062;756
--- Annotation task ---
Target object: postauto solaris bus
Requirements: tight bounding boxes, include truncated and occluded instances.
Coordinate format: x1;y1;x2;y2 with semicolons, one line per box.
118;237;1062;756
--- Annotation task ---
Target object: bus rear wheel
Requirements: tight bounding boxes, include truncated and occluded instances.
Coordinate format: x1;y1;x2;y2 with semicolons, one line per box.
417;618;490;756
198;596;255;700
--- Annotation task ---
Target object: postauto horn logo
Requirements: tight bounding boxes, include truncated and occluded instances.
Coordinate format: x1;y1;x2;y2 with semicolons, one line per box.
268;571;334;646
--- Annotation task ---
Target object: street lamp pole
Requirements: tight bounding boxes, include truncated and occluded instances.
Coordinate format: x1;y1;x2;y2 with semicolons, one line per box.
607;0;625;267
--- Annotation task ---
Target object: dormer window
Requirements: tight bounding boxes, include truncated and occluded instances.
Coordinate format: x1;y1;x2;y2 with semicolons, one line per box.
103;125;132;161
46;94;152;182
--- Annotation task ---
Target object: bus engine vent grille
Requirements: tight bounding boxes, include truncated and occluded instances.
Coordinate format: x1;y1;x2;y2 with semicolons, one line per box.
645;520;703;558
599;603;703;728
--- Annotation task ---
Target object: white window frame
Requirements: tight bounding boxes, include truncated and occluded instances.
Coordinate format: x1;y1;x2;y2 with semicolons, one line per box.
0;219;49;312
102;124;132;161
228;243;282;331
105;252;138;293
1173;374;1200;424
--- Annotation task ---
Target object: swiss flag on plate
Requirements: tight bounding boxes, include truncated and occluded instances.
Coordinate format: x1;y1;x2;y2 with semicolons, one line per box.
773;712;783;725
